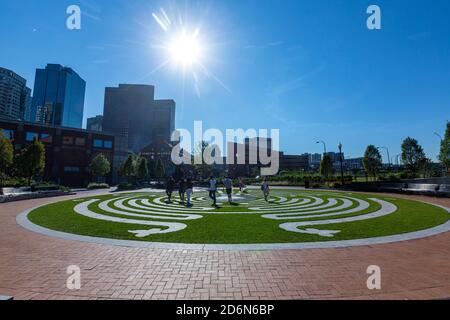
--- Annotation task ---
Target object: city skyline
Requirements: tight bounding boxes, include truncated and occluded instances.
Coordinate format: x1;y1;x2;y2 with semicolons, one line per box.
1;0;450;161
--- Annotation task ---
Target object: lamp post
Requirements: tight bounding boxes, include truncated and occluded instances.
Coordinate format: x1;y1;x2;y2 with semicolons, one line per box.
378;146;391;170
434;132;443;142
316;140;327;155
338;142;344;185
395;154;402;166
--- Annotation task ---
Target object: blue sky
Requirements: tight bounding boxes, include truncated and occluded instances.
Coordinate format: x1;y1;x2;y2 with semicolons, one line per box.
1;0;449;161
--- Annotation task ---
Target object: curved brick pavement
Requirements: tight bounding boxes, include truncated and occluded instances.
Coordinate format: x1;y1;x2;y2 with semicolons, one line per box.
0;190;449;300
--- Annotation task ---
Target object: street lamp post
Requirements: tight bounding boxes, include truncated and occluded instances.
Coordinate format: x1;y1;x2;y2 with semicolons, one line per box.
396;154;402;166
378;146;391;170
316;140;327;155
338;142;344;185
434;132;443;142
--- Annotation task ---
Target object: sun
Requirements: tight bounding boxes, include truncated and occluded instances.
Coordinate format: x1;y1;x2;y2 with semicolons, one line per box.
168;30;202;67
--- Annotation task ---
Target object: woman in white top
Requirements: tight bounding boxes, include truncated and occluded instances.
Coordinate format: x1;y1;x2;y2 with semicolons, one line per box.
223;178;233;203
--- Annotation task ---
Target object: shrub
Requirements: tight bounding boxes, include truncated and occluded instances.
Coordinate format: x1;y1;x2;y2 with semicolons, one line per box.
117;183;136;191
333;182;342;189
0;176;29;188
87;183;110;190
31;184;62;192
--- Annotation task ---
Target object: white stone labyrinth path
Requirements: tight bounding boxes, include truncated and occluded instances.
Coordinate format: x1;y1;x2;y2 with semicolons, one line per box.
251;194;397;237
73;193;398;238
74;194;212;237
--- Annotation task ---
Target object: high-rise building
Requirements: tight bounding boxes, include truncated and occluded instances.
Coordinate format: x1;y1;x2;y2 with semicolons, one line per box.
30;64;86;128
87;115;103;131
0;67;32;121
102;84;175;179
308;153;322;169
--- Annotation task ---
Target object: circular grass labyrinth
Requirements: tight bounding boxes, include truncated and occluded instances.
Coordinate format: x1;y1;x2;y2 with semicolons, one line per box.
22;189;450;249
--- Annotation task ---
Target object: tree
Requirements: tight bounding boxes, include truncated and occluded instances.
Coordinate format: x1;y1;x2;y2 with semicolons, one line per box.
120;155;136;184
154;158;165;183
418;157;432;178
319;154;333;180
136;156;149;183
147;158;156;179
401;137;426;178
89;154;111;182
0;132;14;185
363;145;382;180
439;122;450;175
15;139;45;185
193;141;212;180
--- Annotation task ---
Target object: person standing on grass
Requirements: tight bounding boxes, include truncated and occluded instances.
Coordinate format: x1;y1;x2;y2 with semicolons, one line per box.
178;178;186;204
223;177;233;204
165;176;175;203
186;178;194;207
261;178;270;202
209;176;218;207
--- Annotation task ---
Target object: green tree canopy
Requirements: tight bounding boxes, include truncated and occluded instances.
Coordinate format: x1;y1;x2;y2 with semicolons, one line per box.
319;154;333;180
89;154;111;181
193;141;212;180
439;122;450;174
136;156;149;182
401;137;426;178
120;154;136;183
15;139;45;185
154;158;165;182
363;145;382;179
418;157;432;178
0;132;14;183
147;158;156;179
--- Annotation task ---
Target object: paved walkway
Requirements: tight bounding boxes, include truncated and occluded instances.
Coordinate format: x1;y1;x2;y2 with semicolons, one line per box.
0;191;449;300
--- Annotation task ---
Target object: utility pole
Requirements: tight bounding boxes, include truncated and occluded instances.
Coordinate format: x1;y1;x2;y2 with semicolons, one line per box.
338;142;344;185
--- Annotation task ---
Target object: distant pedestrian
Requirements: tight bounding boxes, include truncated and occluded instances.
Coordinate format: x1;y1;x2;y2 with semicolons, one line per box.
166;176;175;203
178;179;186;203
304;179;310;189
209;176;218;206
223;177;233;203
238;177;245;192
186;178;194;207
261;178;270;202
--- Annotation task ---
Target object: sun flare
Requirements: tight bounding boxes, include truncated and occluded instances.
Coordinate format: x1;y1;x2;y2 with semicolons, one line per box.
168;30;202;67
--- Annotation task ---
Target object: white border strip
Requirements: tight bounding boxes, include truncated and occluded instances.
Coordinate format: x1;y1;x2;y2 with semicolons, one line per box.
16;200;450;251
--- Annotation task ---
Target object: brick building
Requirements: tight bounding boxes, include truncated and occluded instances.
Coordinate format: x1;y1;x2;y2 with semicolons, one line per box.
0;119;114;187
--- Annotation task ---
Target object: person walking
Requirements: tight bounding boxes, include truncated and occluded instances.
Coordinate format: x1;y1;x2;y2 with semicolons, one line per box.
223;177;233;204
209;176;218;207
238;177;245;192
178;179;186;204
186;178;194;207
261;178;270;202
165;176;175;203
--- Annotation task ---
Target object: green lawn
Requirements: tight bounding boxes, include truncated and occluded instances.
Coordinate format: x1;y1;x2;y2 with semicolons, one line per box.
28;189;450;244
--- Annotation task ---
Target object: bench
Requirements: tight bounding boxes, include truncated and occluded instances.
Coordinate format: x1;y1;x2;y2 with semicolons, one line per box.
379;183;406;193
437;184;450;198
402;184;439;196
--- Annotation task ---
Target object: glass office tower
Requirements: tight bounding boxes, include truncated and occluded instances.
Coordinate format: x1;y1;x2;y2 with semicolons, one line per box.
30;64;86;128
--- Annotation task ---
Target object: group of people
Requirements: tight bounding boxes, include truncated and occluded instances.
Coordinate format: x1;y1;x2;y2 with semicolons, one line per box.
165;176;271;207
165;176;195;206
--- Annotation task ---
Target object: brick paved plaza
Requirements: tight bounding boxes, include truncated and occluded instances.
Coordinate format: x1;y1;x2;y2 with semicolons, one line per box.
0;191;449;300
